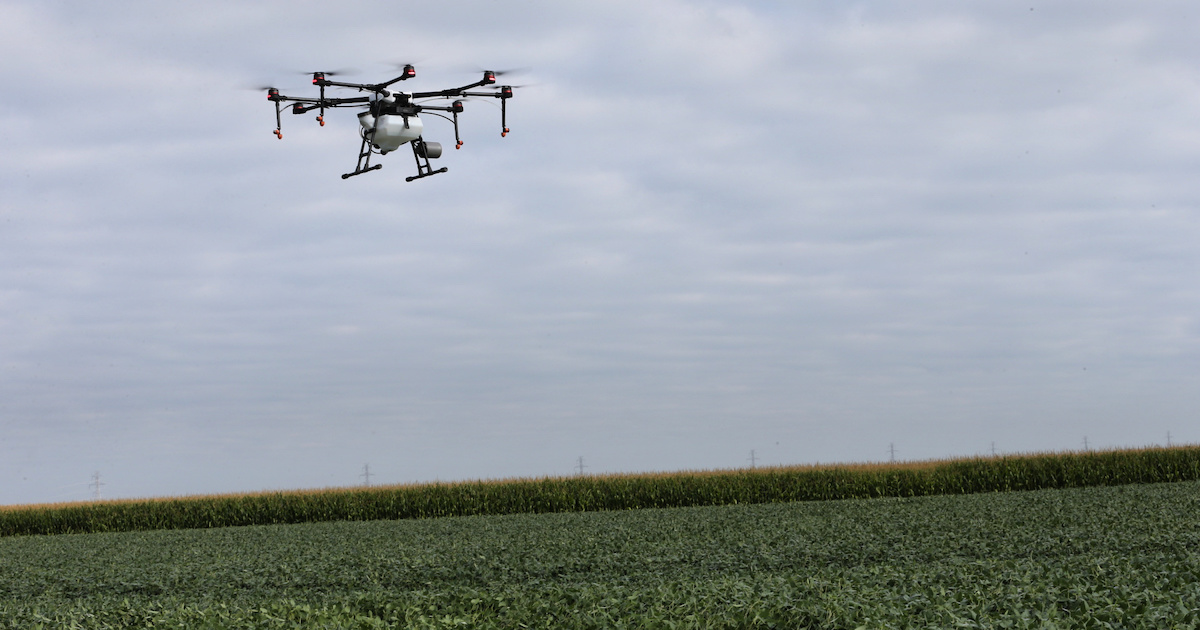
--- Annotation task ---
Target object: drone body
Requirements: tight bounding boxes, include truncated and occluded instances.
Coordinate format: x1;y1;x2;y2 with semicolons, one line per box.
264;66;515;181
358;107;424;153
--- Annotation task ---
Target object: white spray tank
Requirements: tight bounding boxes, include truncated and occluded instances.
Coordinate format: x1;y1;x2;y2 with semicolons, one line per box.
357;90;424;153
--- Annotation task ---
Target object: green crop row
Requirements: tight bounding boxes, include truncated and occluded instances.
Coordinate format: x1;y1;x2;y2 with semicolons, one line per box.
3;446;1198;537
3;480;1200;628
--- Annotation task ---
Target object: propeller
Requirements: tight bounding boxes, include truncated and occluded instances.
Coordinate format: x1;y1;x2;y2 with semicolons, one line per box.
301;68;358;88
482;83;533;90
477;66;529;77
243;83;293;93
297;68;357;77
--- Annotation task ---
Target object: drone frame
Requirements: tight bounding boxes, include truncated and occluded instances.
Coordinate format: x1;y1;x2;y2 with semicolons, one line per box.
265;66;515;180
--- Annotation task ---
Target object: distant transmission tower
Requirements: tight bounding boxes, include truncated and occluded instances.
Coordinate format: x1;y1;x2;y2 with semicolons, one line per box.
1167;432;1173;448
888;443;897;463
747;450;758;468
575;456;587;476
361;463;373;486
1083;436;1090;451
990;442;997;457
89;471;105;500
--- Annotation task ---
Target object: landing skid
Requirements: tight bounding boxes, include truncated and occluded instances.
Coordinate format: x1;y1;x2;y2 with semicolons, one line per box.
342;130;447;182
405;168;448;183
342;132;382;179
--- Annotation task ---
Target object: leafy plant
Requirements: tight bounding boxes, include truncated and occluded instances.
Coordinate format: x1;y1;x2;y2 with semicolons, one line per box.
1;480;1198;627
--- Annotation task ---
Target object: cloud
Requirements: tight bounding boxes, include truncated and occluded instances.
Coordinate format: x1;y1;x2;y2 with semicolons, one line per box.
2;1;1199;503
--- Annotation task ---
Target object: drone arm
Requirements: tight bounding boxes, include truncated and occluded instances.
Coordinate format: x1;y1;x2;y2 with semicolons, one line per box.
319;79;376;91
411;79;494;99
322;96;372;106
458;90;509;98
459;87;514;136
376;68;417;90
289;96;372;113
318;66;415;93
271;94;323;104
411;88;459;99
361;65;417;91
418;101;466;148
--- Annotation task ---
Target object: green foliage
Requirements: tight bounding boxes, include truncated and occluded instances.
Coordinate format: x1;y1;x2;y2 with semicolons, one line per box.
3;447;1199;537
0;481;1198;627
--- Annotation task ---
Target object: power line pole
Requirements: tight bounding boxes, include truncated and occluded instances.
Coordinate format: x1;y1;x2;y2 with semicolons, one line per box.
888;443;897;463
575;456;586;476
990;441;997;457
1167;432;1173;448
89;471;104;500
361;463;372;486
747;450;757;469
1083;436;1089;451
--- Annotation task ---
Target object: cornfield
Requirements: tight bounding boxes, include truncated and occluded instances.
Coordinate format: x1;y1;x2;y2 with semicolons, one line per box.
3;445;1197;537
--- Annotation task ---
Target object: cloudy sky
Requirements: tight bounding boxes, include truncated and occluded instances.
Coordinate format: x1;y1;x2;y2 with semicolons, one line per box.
2;1;1198;505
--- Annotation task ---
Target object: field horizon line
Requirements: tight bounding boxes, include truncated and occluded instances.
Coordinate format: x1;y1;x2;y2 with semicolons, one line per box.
4;443;1193;513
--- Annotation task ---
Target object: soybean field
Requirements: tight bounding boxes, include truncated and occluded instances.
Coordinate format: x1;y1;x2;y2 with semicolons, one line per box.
2;480;1198;628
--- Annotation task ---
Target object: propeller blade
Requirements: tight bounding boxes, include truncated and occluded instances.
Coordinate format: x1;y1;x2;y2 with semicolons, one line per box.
242;82;290;92
479;66;529;77
298;67;358;77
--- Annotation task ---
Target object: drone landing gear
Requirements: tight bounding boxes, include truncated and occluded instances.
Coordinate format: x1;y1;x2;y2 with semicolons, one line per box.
342;132;383;179
405;137;448;183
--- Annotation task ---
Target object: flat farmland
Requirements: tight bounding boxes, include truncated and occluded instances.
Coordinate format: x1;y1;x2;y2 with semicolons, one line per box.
2;481;1198;628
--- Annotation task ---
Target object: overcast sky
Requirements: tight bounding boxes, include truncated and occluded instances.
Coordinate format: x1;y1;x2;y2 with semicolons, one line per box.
2;1;1198;505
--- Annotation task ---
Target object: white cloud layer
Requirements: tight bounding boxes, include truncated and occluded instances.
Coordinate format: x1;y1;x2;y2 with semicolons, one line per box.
2;1;1198;503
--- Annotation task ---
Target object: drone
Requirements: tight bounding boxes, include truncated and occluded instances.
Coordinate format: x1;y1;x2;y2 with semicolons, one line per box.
264;65;516;181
